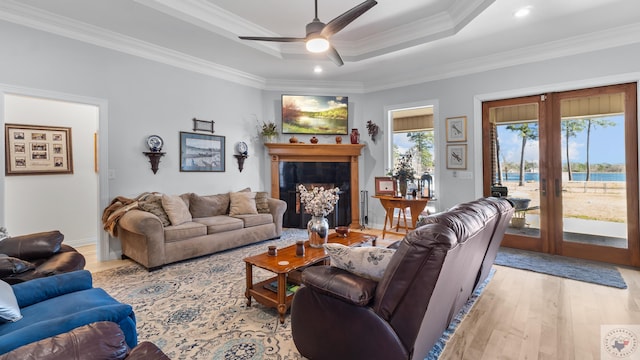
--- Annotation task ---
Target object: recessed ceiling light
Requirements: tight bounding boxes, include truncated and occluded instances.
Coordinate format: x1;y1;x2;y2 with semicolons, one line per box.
514;6;531;18
313;66;323;73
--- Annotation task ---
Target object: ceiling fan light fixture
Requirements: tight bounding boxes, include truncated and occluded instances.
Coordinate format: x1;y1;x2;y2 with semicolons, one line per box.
306;36;330;53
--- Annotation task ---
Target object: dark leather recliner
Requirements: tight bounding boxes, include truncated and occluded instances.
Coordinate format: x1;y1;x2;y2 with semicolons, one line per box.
0;321;170;360
0;230;86;284
290;197;513;360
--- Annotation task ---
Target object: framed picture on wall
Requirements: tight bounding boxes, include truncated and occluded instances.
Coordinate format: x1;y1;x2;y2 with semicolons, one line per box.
375;176;397;196
445;116;467;142
179;132;225;172
446;144;467;169
4;123;73;175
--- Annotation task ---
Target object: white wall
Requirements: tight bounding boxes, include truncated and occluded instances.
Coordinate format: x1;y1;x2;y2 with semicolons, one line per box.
361;44;640;226
3;94;98;245
1;19;639;245
0;20;265;258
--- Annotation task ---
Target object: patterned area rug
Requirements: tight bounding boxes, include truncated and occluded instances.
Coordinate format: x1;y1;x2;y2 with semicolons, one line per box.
93;229;491;359
93;229;310;360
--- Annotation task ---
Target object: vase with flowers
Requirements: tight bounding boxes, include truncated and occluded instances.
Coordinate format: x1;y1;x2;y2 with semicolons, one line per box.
259;121;278;143
298;184;340;248
389;152;416;197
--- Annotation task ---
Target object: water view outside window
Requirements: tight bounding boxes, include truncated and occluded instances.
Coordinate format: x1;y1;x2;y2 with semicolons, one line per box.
495;114;627;248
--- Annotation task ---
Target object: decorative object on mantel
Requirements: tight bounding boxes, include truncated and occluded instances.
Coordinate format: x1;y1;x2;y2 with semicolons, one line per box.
259;120;278;143
193;118;215;133
298;184;340;248
143;135;165;174
389;152;416;197
335;136;342;144
289;135;299;143
233;141;249;172
350;128;360;144
366;120;380;143
310;136;319;144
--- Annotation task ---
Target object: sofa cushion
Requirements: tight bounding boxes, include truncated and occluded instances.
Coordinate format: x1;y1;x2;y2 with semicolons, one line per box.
232;214;274;228
192;216;244;234
0;281;22;323
255;192;271;214
324;243;396;281
0;255;35;277
138;195;171;227
189;193;230;217
229;192;258;216
162;194;192;226
163;222;207;243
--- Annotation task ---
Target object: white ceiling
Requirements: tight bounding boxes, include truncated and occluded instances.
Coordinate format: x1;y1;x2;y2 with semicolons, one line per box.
2;0;640;92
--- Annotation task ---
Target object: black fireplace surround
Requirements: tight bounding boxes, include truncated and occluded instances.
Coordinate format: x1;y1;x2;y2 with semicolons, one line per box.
279;162;351;229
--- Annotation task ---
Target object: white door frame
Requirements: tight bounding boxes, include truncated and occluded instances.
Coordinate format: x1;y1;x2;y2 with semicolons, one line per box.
0;84;110;261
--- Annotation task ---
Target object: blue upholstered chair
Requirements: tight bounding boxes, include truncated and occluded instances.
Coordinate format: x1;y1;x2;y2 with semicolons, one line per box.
0;270;137;354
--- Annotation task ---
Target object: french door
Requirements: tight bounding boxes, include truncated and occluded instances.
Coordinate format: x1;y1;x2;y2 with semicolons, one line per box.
483;83;639;266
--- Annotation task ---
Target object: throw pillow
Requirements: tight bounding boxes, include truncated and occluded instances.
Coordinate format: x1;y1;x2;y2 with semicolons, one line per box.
161;194;192;226
324;243;396;281
255;192;271;214
0;280;22;322
138;195;171;227
190;193;230;217
0;255;35;277
0;227;9;241
228;192;258;216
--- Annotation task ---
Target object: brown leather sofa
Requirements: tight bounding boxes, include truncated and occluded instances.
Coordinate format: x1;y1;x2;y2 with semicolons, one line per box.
0;230;85;284
0;321;170;360
290;197;514;360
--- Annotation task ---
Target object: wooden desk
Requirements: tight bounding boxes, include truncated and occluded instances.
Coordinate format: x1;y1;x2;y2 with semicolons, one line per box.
373;196;430;239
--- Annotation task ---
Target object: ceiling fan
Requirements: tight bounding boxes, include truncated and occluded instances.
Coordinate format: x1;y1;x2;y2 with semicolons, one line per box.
239;0;378;66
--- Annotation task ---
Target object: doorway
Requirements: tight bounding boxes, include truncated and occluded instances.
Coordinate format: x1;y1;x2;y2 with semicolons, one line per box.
482;82;639;266
1;86;110;261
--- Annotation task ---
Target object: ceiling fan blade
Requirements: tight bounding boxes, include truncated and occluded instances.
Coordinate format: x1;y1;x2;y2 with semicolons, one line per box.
321;0;377;38
239;36;306;43
327;46;344;66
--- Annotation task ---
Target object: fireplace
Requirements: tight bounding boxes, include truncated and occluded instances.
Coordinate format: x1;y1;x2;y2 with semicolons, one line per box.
280;162;350;228
265;143;365;229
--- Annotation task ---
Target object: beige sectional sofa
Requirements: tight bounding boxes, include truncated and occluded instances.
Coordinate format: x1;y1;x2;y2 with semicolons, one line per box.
113;190;286;270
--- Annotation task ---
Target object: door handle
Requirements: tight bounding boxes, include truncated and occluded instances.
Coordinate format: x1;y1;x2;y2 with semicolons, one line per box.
541;178;547;196
555;179;560;197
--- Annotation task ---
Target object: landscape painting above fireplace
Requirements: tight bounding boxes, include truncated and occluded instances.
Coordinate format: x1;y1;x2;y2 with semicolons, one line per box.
282;95;348;134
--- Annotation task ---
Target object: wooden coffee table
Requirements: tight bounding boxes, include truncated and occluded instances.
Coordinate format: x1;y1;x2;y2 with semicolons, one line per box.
244;231;377;323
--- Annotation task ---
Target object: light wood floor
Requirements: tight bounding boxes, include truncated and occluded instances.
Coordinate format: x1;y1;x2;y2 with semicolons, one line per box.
78;229;640;359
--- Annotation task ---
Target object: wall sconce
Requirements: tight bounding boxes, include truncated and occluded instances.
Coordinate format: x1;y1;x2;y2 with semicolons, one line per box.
234;141;249;172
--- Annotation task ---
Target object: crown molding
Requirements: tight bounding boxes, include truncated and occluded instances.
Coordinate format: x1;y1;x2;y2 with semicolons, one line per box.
264;79;365;94
1;0;639;94
364;22;640;93
133;0;284;58
0;0;266;89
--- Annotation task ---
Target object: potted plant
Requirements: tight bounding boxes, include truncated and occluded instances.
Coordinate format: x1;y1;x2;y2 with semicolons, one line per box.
259;121;278;143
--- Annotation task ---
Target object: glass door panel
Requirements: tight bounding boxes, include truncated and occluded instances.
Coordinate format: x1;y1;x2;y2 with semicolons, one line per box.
553;83;639;265
483;96;546;251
